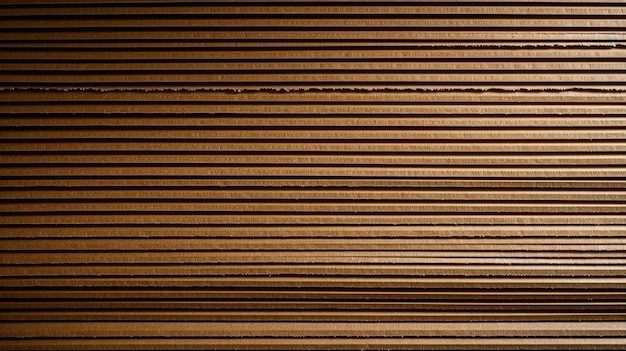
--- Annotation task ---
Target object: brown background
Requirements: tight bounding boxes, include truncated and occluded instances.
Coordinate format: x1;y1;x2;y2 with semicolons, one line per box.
1;0;626;349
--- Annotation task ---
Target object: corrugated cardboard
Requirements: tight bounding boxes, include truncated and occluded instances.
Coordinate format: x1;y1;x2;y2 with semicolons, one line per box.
1;1;625;349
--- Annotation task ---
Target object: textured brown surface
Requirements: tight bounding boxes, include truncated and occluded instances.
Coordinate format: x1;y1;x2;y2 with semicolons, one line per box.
1;0;626;349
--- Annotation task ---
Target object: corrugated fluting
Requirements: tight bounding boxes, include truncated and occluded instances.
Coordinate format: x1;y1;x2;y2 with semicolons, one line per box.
1;0;626;350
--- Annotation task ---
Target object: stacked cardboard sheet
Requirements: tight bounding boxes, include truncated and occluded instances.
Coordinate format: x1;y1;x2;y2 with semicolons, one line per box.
0;0;625;349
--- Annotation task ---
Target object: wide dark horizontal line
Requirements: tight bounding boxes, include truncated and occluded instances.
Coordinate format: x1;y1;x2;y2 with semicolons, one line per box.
3;38;625;44
5;199;624;204
4;113;625;118
6;58;626;64
5;151;625;156
4;1;626;9
4;175;619;182
3;126;624;130
3;113;626;119
6;26;626;32
2;185;624;191
4;163;625;168
6;102;626;107
10;69;626;74
8;14;626;20
3;211;624;215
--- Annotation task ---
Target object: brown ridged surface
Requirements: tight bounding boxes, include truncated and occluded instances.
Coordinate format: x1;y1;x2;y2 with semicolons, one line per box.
1;1;626;350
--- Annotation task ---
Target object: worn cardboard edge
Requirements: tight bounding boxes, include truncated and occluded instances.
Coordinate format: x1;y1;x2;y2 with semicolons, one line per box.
4;86;626;94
